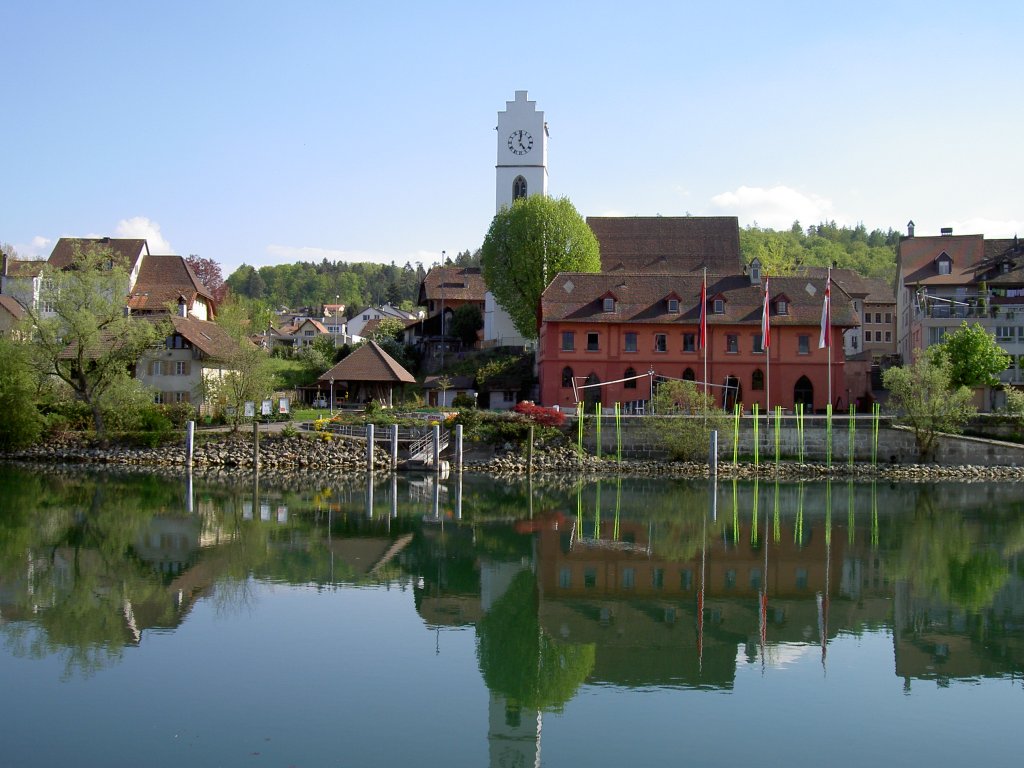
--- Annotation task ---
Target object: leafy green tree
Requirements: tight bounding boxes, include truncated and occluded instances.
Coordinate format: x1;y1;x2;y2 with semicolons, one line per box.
481;195;600;339
882;353;975;460
450;303;483;345
23;244;167;437
206;298;276;430
370;317;405;342
934;321;1011;389
0;336;43;450
646;379;728;461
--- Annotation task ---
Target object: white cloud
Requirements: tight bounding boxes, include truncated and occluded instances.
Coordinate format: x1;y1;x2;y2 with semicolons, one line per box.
115;216;173;254
945;217;1024;238
710;185;840;230
9;236;52;259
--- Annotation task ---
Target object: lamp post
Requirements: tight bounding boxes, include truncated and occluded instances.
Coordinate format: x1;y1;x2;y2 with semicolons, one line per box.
330;377;335;416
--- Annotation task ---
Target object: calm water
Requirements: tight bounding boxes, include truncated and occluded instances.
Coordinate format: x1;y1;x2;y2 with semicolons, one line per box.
1;464;1023;768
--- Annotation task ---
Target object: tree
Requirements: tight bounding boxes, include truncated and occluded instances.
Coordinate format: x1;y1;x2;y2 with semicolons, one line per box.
882;354;975;461
185;254;228;304
934;321;1011;389
23;244;167;437
0;337;43;450
481;195;600;339
206;298;276;430
450;303;483;346
646;379;728;461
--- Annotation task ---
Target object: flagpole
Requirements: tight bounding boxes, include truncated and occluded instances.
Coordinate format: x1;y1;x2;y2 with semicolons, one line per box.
763;274;771;416
827;268;832;409
702;268;708;401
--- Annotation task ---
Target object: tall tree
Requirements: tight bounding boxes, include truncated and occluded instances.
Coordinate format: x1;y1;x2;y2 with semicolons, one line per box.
185;254;228;304
481;195;600;339
23;244;167;437
206;298;276;430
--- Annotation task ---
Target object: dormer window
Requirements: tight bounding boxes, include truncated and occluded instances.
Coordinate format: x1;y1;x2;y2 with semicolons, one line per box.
602;296;615;312
713;298;725;314
936;252;952;275
749;257;762;285
776;299;788;315
667;298;679;313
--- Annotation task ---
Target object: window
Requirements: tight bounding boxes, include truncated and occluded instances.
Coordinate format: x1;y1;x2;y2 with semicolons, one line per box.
683;333;696;352
561;366;574;387
624;332;638;352
726;334;738;353
937;257;952;275
624;367;637;389
561;331;575;351
150;361;164;376
363;314;369;321
996;326;1015;342
885;312;892;324
503;391;515;403
795;568;808;590
174;391;190;403
875;312;882;324
798;335;810;354
885;331;892;342
304;329;315;336
750;569;762;590
602;297;615;312
652;568;665;589
680;570;693;590
752;369;764;390
667;298;679;313
776;299;788;315
713;299;725;314
621;568;636;589
513;175;527;199
654;333;667;352
587;332;600;351
584;568;597;588
559;567;572;588
724;569;737;589
752;334;764;354
683;368;696;381
174;361;189;376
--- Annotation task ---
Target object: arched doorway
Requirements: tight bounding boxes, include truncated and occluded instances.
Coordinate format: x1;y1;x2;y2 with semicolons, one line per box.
723;375;741;411
794;376;814;411
584;373;601;409
682;368;696;381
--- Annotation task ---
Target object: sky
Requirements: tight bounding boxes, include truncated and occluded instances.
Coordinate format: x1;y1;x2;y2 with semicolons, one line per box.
3;1;1022;278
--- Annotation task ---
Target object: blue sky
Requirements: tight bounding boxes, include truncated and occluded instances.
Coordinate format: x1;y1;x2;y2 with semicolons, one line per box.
3;1;1022;277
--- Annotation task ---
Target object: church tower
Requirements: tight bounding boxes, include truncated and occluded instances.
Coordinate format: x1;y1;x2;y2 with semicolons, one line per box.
495;90;548;212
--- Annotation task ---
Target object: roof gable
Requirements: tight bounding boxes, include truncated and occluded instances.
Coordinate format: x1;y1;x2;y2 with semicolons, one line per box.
319;341;415;384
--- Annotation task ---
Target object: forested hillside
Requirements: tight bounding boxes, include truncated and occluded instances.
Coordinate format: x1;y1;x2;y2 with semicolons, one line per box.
225;249;479;313
739;221;900;283
222;222;898;315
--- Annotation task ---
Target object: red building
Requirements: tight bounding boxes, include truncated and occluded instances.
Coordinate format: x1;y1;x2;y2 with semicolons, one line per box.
538;269;855;413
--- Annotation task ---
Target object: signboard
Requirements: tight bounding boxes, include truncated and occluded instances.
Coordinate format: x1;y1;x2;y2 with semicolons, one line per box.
278;397;290;414
261;399;273;416
244;401;255;419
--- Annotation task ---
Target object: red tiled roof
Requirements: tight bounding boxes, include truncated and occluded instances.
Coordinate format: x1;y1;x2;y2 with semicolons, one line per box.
166;315;243;359
419;267;487;304
319;341;415;384
48;237;149;272
0;294;26;319
128;255;215;313
4;258;46;278
542;272;857;328
587;216;743;274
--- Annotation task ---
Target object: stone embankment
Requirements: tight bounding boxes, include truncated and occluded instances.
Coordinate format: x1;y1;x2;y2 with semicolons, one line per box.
467;444;1024;482
5;433;393;474
5;435;1024;482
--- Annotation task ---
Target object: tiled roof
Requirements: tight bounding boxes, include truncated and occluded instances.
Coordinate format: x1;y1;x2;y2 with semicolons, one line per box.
542;272;857;328
0;295;26;319
128;255;215;312
48;237;149;272
422;375;475;390
587;216;743;274
4;258;46;278
801;267;870;298
860;277;896;304
167;315;243;360
898;234;986;286
419;267;487;303
318;341;416;384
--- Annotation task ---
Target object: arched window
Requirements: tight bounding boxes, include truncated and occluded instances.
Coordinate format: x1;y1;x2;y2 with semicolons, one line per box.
624;367;637;389
683;368;696;381
751;368;765;391
513;176;528;200
561;366;574;388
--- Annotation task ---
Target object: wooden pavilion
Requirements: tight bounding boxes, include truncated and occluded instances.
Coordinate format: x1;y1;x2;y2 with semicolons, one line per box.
318;341;416;407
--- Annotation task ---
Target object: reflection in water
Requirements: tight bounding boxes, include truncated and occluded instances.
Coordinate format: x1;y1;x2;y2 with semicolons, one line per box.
2;464;1024;695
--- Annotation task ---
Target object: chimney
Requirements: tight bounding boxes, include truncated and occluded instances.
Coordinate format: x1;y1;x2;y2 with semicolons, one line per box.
907;220;915;238
940;227;953;236
1;250;7;277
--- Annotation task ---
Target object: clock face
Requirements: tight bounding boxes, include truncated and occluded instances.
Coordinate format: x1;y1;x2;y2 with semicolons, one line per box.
507;129;533;155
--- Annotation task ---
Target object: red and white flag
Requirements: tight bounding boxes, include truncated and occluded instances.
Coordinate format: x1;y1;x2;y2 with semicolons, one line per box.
818;275;831;349
761;275;771;350
698;275;707;350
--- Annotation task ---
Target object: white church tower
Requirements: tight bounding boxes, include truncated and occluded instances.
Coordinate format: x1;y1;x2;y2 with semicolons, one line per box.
495;90;548;211
485;91;548;350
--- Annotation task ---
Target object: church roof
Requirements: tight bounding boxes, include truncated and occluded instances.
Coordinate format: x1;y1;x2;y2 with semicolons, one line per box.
318;341;416;384
587;216;743;274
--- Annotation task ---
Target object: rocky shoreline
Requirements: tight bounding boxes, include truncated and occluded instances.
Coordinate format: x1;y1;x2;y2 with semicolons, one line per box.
4;434;1024;483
